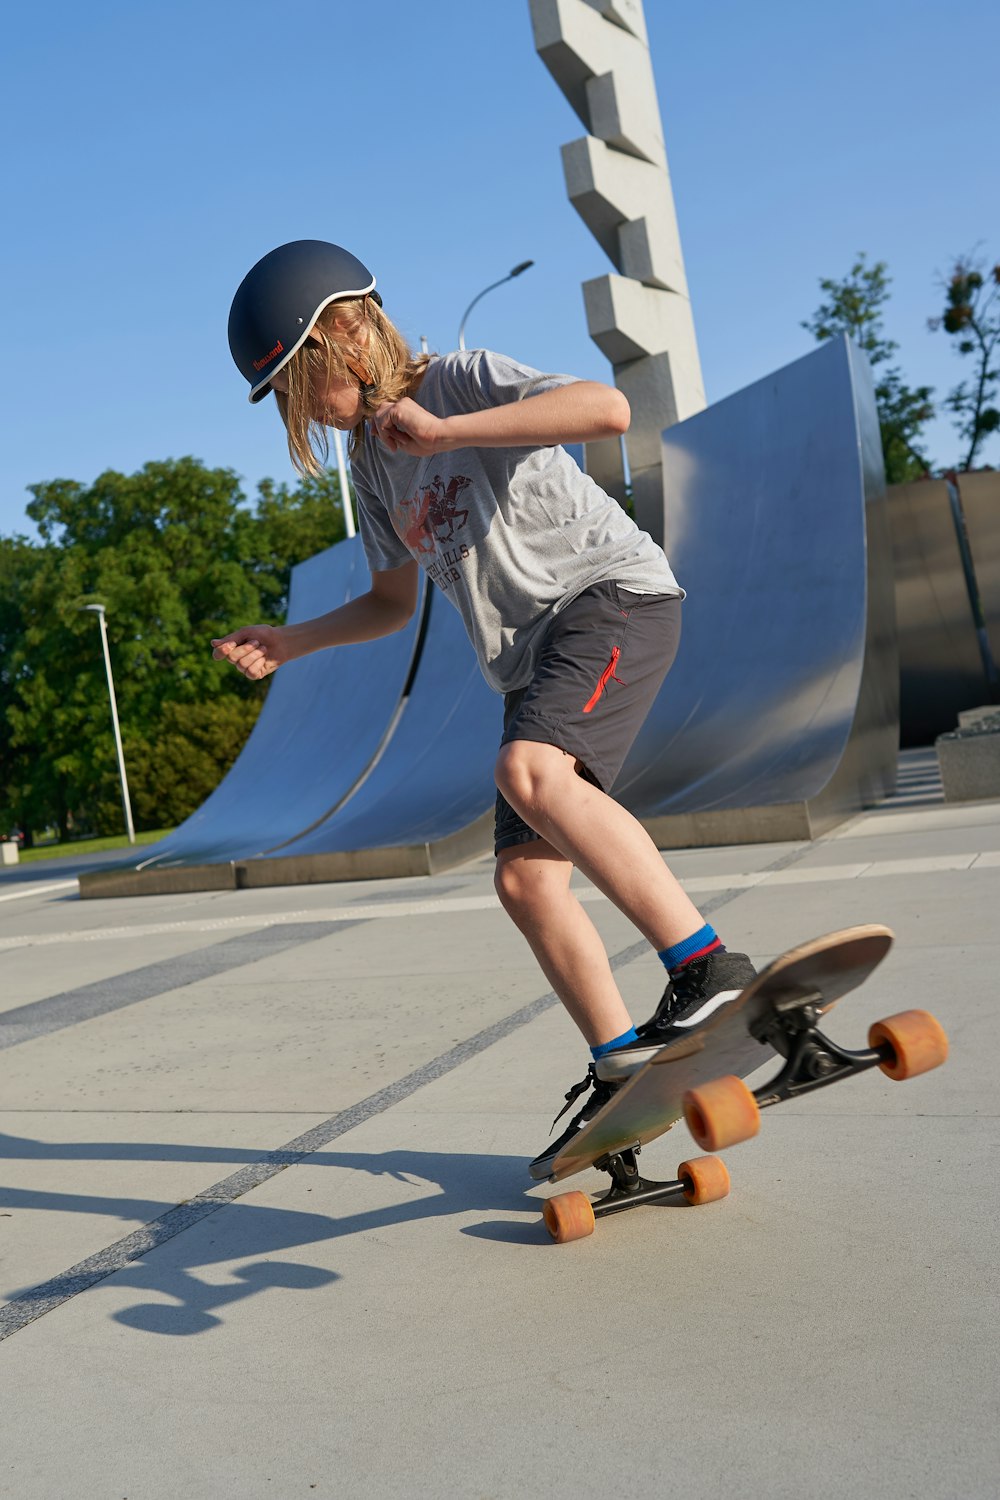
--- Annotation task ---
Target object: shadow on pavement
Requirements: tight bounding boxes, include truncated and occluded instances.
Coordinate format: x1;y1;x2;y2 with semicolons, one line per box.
1;1146;548;1336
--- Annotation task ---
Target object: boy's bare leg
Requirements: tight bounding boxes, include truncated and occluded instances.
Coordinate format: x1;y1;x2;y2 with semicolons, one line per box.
494;842;634;1047
495;740;706;953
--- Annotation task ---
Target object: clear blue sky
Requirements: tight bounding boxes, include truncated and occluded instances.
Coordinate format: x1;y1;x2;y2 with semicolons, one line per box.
3;0;997;539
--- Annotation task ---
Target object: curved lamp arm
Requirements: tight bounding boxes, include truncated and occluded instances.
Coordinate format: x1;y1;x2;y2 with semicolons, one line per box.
457;261;534;351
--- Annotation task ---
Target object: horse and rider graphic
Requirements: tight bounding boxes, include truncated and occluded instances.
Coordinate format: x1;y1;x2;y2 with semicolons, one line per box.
395;474;472;555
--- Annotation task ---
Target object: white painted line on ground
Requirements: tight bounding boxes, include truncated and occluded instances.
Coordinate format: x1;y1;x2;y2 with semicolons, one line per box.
681;873;768;892
1;850;996;952
0;894;522;951
0;880;78;905
762;864;873;884
857;854;979;876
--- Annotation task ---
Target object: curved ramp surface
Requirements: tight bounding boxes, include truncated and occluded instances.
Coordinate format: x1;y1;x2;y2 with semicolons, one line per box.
242;587;503;882
137;536;423;868
614;335;898;843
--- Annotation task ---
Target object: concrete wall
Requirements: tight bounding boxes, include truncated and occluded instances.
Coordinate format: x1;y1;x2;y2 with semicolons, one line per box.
888;472;1000;744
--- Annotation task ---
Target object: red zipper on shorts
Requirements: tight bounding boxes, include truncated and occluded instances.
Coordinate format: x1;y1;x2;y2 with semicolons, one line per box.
583;646;625;714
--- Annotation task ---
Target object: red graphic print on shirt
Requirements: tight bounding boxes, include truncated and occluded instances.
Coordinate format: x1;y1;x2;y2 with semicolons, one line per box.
394;473;472;554
393;474;474;593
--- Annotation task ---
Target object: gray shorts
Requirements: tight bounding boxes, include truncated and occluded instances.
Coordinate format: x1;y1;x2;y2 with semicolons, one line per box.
495;580;682;854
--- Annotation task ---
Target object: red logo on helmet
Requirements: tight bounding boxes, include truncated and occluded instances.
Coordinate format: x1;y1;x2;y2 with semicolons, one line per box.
252;339;284;372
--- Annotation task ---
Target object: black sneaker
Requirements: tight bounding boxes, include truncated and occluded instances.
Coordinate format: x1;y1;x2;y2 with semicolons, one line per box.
594;950;758;1081
528;1065;621;1182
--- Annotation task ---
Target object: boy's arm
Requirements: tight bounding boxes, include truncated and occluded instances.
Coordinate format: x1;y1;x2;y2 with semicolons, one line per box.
372;381;629;456
212;561;419;682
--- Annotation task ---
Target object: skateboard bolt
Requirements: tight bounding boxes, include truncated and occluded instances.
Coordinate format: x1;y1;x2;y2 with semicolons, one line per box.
806;1047;837;1078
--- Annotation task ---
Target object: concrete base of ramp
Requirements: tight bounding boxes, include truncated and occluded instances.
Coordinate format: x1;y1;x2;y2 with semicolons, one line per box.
78;812;495;899
641;797;844;849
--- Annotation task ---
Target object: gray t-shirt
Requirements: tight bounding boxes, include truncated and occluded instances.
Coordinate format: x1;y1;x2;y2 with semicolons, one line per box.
350;349;682;693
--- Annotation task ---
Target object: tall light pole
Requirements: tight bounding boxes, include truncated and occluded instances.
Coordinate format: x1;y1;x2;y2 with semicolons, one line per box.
81;603;136;845
457;260;534;351
330;428;355;539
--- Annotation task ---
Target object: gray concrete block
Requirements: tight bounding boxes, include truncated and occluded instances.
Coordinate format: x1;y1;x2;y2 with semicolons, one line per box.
957;704;1000;728
78;862;238;898
936;718;1000;801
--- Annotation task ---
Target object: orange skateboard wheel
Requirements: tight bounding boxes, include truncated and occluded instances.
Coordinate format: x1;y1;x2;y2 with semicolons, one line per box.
683;1075;761;1152
542;1190;596;1244
678;1155;731;1205
869;1009;949;1080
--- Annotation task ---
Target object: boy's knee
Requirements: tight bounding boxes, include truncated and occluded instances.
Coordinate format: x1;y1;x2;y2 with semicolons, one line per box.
494;740;567;814
494;843;571;920
494;857;542;926
494;858;548;924
493;855;524;911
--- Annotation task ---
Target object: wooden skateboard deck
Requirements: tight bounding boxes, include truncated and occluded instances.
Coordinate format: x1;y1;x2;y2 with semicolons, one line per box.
547;924;895;1183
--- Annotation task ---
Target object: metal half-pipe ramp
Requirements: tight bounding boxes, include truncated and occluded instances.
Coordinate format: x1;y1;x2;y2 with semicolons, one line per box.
613;335;898;843
127;537;424;874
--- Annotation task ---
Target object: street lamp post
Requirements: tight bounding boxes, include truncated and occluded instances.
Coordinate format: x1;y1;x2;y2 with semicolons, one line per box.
82;604;136;845
330;428;356;539
457;260;535;351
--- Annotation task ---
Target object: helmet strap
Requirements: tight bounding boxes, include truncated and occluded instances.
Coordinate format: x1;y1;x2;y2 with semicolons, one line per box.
343;354;375;401
350;295;378;399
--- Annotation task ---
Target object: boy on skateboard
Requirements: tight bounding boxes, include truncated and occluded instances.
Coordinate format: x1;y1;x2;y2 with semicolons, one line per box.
217;240;756;1178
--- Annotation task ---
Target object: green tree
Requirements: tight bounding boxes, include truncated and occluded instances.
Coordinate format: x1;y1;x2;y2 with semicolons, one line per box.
0;458;348;841
928;253;1000;471
0;534;46;843
95;697;264;832
802;253;935;483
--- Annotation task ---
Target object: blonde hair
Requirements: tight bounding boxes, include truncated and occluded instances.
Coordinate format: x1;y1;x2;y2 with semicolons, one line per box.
273;298;430;476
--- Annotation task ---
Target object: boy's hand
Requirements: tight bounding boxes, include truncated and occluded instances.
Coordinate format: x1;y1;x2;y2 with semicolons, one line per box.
211;624;287;681
372;398;450;456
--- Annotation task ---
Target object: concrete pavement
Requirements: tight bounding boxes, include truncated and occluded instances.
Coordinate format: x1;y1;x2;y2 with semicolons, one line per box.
0;784;997;1498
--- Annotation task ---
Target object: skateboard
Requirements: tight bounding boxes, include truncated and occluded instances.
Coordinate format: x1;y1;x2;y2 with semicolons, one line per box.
541;924;949;1243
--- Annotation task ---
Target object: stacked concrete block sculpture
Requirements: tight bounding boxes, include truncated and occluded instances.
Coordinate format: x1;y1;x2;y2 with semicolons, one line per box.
531;0;705;541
